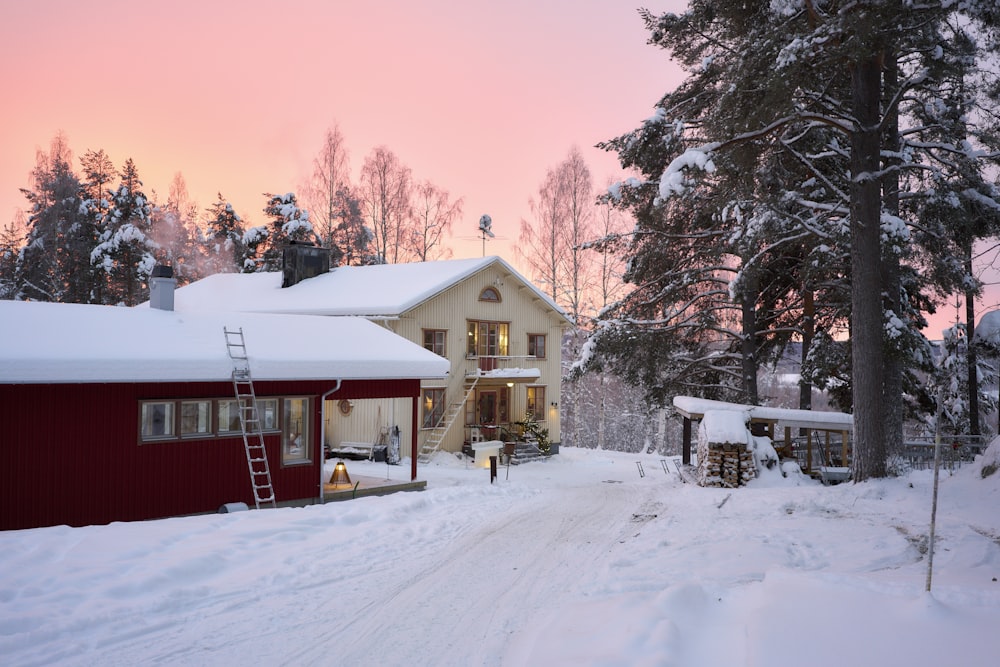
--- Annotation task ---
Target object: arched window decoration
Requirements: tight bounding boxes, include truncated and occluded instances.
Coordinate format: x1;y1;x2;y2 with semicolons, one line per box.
479;286;501;302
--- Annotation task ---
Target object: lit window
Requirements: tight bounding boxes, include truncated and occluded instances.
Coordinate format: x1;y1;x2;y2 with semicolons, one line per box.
423;388;446;429
528;334;546;359
140;401;175;440
282;397;311;465
526;386;546;420
423;329;447;356
467;320;509;357
180;400;212;437
479;287;501;302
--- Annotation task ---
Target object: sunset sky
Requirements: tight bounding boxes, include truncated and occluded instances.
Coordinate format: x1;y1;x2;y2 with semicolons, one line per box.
0;0;685;261
0;0;989;335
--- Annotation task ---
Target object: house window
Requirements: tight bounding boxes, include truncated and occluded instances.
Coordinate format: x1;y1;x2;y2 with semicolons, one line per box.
479;286;501;302
526;386;546;420
527;334;546;359
282;397;311;465
140;401;175;439
139;396;285;443
217;400;243;434
467;320;509;357
258;398;279;431
423;329;447;357
423;388;446;428
180;400;212;437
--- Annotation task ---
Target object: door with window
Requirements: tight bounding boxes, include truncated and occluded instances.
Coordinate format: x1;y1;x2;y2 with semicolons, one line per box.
478;390;498;439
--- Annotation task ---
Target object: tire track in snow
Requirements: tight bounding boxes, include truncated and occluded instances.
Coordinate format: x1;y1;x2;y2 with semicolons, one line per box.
286;478;661;667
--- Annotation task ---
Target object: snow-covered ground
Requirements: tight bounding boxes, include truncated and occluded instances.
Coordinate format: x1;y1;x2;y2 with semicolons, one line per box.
2;444;999;666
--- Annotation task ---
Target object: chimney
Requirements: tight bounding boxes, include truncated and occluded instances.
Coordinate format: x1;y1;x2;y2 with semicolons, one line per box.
282;242;331;288
149;265;177;311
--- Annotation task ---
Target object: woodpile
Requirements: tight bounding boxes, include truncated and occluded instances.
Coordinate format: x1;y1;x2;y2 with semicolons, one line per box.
696;410;757;488
698;442;756;488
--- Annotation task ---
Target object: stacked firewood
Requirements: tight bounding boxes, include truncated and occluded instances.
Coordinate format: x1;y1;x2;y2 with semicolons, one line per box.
697;442;757;488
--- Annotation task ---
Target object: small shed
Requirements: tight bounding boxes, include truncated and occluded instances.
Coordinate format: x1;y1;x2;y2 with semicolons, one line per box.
673;396;853;475
0;300;448;530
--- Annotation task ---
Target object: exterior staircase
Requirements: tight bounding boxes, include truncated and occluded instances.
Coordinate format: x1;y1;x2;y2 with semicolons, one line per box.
417;376;479;462
507;440;545;465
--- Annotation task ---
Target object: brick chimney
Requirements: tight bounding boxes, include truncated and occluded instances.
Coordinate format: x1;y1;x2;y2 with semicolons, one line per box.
149;265;177;311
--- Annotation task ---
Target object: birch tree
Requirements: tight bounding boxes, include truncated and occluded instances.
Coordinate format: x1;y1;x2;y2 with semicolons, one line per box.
359;147;412;264
408;180;462;262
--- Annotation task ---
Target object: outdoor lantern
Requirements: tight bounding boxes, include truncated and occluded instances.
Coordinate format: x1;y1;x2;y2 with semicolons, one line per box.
329;460;351;486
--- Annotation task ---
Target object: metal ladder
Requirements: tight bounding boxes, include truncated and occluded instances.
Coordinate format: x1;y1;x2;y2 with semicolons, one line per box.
418;377;478;462
224;327;276;509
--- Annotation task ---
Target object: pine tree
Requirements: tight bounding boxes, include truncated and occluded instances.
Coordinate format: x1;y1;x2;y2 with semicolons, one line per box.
246;192;319;272
588;1;1000;480
91;159;158;306
203;193;247;274
15;133;85;302
0;213;25;300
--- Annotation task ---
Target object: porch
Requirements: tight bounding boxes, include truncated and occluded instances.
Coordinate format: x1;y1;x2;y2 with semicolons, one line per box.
322;459;427;501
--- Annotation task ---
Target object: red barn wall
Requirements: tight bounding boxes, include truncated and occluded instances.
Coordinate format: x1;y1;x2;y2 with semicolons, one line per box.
0;378;420;531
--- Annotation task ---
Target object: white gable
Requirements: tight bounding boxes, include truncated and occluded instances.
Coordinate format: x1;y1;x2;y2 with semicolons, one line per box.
0;300;449;384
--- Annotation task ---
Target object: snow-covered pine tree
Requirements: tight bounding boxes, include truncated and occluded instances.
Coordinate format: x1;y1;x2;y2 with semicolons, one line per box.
15;133;85;303
589;1;1000;480
203;194;247;274
251;192;319;272
90;158;158;306
0;214;23;300
78;148;117;304
933;323;998;438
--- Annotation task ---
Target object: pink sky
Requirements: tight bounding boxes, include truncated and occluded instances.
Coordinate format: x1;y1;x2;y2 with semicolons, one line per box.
0;0;685;262
0;0;989;337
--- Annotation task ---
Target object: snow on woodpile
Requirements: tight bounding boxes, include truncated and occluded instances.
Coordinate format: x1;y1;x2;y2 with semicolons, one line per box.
697;410;756;488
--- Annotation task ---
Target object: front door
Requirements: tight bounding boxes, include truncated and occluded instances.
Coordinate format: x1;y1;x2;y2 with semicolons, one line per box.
479;391;498;436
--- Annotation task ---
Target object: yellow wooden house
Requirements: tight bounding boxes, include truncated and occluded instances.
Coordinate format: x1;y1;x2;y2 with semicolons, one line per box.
171;253;573;461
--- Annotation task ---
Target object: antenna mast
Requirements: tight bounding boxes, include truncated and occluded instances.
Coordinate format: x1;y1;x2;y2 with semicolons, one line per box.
478;214;495;257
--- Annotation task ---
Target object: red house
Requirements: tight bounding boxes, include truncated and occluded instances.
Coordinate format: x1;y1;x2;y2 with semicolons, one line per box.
0;294;448;531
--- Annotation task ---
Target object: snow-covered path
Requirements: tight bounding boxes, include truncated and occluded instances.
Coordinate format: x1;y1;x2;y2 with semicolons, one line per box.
2;446;1000;666
308;475;658;666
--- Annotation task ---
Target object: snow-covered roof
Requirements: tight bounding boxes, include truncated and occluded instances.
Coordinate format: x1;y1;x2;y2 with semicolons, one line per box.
673;395;852;432
700;410;751;445
160;256;572;323
0;300;450;384
477;368;542;381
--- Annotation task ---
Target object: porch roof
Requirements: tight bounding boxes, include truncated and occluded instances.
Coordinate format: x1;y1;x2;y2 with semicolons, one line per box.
468;367;542;384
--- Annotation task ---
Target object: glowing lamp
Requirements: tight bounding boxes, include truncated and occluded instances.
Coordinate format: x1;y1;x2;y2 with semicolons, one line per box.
329;460;352;486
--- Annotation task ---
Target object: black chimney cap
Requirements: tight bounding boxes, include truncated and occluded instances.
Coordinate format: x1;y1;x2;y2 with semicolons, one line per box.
151;265;174;278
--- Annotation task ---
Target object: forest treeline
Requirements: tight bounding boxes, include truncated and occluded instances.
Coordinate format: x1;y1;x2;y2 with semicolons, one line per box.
0;126;467;306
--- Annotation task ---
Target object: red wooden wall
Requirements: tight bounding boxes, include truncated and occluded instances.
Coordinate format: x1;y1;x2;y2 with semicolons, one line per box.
0;378;419;531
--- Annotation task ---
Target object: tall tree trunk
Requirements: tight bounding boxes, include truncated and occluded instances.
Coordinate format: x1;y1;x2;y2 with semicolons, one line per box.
799;287;815;412
881;48;904;462
851;54;887;481
965;249;980;435
741;270;760;405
